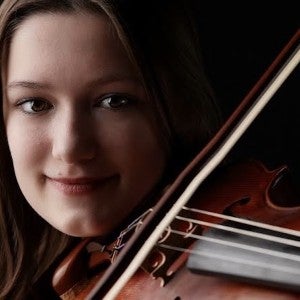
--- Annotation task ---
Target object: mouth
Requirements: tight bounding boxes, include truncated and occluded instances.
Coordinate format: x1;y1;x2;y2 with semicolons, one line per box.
47;176;117;195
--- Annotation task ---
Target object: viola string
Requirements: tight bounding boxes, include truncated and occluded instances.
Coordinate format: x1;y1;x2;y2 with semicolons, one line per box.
131;206;300;250
157;243;300;276
182;206;300;238
160;228;300;262
174;215;300;248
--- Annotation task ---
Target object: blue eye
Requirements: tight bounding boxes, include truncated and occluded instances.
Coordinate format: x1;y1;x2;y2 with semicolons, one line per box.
17;98;52;114
98;94;133;109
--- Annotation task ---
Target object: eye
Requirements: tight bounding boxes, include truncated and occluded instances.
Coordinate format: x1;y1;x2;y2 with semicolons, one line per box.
97;94;134;110
17;98;53;114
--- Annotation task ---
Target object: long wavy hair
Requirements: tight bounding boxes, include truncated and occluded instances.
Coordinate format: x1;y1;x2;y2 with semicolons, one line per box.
0;0;221;298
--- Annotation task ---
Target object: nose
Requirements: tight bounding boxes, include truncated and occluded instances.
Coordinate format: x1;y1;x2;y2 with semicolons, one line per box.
51;108;96;164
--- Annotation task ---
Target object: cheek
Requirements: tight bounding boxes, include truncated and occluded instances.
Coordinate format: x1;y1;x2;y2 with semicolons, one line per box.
105;116;166;185
6;120;47;174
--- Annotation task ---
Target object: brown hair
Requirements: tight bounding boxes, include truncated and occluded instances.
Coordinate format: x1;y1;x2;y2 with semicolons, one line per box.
0;0;221;298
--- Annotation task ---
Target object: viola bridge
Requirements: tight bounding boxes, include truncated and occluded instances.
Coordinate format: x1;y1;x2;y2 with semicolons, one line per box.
141;209;203;286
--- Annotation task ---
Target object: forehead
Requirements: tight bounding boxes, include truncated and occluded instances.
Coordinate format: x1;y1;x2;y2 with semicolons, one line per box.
9;11;114;56
6;11;138;86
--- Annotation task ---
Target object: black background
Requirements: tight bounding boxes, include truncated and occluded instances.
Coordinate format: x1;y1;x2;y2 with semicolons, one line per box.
196;2;300;184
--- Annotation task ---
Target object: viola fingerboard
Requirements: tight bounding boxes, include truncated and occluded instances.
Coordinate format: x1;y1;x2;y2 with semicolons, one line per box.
187;220;300;292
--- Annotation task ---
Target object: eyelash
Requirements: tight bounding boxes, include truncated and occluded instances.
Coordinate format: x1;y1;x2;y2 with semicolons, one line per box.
96;94;136;110
16;94;136;114
16;98;53;114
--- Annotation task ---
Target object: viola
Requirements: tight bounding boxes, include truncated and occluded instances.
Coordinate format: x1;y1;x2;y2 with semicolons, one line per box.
48;29;300;299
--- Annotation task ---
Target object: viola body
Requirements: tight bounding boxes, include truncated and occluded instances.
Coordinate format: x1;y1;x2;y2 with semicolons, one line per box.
58;266;300;300
115;267;300;300
51;30;300;299
53;160;300;299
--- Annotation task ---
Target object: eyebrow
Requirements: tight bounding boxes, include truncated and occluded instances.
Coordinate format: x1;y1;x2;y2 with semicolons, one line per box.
6;81;51;90
6;75;141;91
87;74;141;88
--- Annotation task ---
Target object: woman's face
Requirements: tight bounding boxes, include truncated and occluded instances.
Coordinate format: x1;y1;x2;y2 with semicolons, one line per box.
3;12;166;237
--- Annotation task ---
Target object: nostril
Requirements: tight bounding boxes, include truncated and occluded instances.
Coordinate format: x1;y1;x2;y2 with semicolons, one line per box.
52;135;96;163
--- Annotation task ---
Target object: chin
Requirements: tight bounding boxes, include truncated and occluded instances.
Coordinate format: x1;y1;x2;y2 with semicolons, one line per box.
53;219;111;238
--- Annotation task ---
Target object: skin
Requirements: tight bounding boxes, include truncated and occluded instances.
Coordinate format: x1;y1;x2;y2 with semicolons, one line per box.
3;12;166;238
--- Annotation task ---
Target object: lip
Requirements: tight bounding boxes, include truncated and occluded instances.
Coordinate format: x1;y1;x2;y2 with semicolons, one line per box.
47;176;115;195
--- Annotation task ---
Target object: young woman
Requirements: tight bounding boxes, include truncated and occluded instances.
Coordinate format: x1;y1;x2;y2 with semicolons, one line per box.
0;0;222;298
